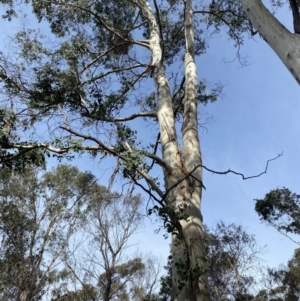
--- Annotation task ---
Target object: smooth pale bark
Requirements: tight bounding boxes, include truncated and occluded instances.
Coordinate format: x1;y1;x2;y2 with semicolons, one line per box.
240;0;300;85
172;0;210;301
139;1;210;300
138;0;181;177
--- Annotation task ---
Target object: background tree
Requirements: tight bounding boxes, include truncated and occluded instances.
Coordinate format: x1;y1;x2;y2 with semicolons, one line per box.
204;222;264;301
0;164;157;301
152;222;265;301
0;165;101;301
150;256;173;301
61;189;160;301
254;248;300;301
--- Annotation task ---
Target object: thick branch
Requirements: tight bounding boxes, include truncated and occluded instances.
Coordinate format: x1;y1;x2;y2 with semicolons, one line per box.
140;150;168;170
153;0;164;56
138;0;180;176
9;143;72;153
240;0;300;85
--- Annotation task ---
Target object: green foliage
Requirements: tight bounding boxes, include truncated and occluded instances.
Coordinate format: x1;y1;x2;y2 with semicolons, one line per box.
284;248;300;300
148;203;191;239
255;188;300;235
261;248;300;301
0;164;107;300
153;222;264;300
51;284;99;301
204;0;250;48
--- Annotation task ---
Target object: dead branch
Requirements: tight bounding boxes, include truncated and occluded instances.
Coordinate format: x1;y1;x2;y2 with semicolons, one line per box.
161;152;283;203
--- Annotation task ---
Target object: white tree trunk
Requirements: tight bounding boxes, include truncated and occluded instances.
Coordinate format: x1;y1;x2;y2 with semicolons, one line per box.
172;0;210;300
138;1;210;301
240;0;300;85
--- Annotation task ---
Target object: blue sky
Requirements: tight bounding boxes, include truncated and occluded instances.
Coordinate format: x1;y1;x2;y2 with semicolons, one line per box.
0;0;299;274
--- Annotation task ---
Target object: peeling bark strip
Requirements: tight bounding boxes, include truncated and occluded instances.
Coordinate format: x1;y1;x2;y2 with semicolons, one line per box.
138;1;210;300
240;0;300;85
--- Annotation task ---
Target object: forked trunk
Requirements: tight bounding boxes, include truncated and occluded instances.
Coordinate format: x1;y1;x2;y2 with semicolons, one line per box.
171;0;210;300
138;1;210;300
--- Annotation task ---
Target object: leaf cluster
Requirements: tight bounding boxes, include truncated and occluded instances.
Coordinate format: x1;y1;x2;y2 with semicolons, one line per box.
255;188;300;235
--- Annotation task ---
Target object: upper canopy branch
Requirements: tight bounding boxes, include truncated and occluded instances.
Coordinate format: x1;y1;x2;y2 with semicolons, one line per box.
44;0;149;49
194;9;247;43
81;64;145;86
82;111;157;122
60;126;164;197
240;0;300;84
6;143;72;154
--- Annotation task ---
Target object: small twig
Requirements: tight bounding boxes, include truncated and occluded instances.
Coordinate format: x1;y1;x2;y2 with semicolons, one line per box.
83;110;156;123
130;175;164;205
148;132;160;170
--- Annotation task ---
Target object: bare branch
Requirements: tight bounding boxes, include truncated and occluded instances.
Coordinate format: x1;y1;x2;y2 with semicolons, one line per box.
83;111;157;122
130;175;164;205
194;9;245;44
203;152;283;179
81;64;145;85
148;133;160;170
161;153;283;203
153;0;164;57
61;126;164;197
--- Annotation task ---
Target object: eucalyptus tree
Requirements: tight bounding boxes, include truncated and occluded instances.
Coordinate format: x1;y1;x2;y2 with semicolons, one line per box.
0;0;264;300
204;222;264;301
256;248;300;301
239;0;300;85
63;189;159;301
0;165;101;301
